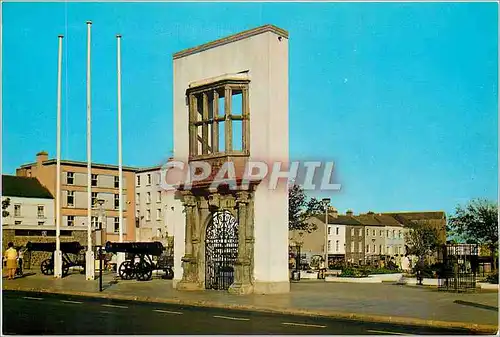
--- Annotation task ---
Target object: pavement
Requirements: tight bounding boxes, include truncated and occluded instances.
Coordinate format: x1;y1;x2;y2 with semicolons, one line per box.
2;270;499;334
2;291;477;335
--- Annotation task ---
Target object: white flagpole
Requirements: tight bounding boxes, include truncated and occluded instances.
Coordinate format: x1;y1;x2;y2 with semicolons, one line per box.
54;35;64;278
85;21;95;281
116;34;125;272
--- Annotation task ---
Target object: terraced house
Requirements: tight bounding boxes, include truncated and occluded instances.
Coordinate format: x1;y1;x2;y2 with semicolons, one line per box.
295;209;446;267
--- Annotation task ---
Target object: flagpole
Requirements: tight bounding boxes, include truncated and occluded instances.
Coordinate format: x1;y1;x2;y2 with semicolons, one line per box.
54;35;64;279
85;21;95;281
116;34;125;272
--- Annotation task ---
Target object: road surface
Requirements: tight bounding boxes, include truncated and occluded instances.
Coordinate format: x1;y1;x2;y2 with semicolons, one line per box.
2;291;475;335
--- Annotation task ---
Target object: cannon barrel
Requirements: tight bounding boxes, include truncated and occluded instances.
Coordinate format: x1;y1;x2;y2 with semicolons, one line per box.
105;241;164;256
26;241;83;254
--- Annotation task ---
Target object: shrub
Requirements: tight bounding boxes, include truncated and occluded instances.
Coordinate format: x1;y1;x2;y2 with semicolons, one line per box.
339;267;368;278
486;272;499;284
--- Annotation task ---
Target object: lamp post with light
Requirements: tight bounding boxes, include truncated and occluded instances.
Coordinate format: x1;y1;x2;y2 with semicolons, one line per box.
321;198;331;279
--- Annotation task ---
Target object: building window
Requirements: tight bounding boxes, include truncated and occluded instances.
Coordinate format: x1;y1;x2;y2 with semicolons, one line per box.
147;174;152;185
373;245;376;254
37;205;44;218
67;216;74;226
366;229;369;236
136;193;140;204
91;192;97;207
14;204;21;217
336;227;339;235
380;230;383;237
350;228;354;236
157;208;162;220
146;209;151;221
91;174;98;187
114;176;119;188
399;230;402;239
387;230;390;238
67;172;74;185
336;240;339;252
114;217;119;233
327;240;331;251
15;221;22;225
114;194;119;210
366;245;369;253
91;216;99;229
327;226;331;235
358;242;362;253
67;191;74;207
359;228;362;236
372;230;376;236
393;230;396;238
38;221;44;226
136;176;140;186
157;191;161;203
380;245;383;254
350;242;354;253
187;80;250;157
146;192;151;204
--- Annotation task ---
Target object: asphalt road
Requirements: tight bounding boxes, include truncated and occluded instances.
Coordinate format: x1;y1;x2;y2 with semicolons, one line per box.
2;291;476;335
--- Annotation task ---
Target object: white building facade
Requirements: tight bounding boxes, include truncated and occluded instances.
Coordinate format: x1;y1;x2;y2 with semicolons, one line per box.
135;167;182;242
3;196;55;228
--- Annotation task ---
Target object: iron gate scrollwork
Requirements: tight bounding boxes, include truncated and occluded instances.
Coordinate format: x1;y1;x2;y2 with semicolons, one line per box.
205;210;239;290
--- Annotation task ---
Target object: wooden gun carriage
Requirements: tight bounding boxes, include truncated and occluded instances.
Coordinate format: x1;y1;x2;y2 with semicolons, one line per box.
105;241;173;281
25;241;85;277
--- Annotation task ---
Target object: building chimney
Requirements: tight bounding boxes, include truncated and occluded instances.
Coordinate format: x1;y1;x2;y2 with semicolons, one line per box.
331;208;338;218
346;210;353;216
36;151;49;166
367;211;375;217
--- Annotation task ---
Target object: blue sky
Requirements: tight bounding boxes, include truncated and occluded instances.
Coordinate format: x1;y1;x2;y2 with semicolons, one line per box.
2;2;498;216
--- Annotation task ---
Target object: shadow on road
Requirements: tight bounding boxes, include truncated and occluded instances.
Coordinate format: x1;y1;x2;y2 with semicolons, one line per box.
454;300;498;312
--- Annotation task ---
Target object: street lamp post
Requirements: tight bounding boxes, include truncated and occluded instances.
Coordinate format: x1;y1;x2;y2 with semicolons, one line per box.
95;199;106;291
322;198;331;279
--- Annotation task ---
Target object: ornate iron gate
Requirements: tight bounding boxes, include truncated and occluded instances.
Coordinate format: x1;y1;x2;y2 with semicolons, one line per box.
205;210;238;290
437;244;478;292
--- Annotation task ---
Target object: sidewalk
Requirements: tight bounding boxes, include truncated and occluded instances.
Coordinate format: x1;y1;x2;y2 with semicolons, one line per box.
2;271;498;333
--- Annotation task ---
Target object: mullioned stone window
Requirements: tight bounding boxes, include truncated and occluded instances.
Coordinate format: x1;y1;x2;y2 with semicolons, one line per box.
186;75;250;160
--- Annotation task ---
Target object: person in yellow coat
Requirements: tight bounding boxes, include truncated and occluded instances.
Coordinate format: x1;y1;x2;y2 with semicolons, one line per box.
4;242;18;280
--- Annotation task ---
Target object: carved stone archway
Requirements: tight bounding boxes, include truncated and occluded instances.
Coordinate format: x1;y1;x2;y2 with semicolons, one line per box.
176;187;255;294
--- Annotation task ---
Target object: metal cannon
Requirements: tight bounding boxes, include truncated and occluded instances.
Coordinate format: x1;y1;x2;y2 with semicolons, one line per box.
25;241;85;277
105;241;173;281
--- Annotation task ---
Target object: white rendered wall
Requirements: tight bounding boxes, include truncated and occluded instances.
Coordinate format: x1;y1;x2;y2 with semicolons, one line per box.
328;224;346;255
173;29;289;290
3;196;55;227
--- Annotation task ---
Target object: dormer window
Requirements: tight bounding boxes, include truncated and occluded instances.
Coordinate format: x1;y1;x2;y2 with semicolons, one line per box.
187;74;250;159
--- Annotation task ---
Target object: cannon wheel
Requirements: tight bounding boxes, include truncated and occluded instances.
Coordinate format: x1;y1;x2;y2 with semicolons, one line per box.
164;267;174;280
62;263;70;277
118;261;135;280
135;260;152;281
40;259;54;275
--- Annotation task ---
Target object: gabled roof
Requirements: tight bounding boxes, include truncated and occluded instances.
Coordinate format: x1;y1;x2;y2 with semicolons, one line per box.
2;175;53;199
354;214;382;226
312;214;364;226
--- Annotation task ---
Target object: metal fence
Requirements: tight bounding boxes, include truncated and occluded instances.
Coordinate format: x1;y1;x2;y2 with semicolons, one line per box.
437;244;478;292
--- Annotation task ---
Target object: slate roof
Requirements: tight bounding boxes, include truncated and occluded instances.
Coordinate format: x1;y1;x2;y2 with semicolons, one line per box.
312;214;364;226
384;211;446;220
2;175;53;199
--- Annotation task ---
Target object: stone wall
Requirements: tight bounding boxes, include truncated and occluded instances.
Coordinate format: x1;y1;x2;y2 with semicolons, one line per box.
2;229;87;268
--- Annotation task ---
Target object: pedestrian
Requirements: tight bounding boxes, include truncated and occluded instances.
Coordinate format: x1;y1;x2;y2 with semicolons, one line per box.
17;247;24;276
4;242;18;280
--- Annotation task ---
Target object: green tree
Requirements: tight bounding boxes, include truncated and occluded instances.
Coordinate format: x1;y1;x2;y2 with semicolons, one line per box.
2;197;10;218
448;198;498;270
405;226;440;262
288;184;326;233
